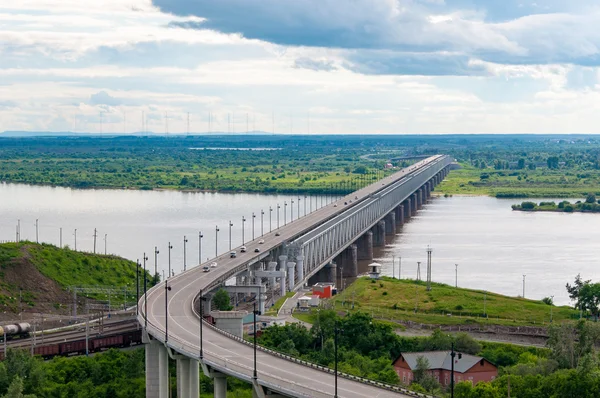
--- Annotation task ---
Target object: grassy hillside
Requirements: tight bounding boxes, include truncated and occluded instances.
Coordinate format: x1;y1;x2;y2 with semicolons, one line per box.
0;242;152;317
332;277;578;327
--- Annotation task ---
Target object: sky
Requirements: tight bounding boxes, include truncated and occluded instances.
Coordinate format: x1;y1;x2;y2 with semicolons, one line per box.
2;0;600;134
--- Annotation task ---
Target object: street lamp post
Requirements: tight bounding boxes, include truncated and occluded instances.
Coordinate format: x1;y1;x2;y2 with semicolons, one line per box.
229;222;233;250
199;290;206;359
74;229;77;251
136;259;140;316
523;274;526;298
183;236;188;271
168;242;173;277
104;234;107;255
334;321;343;398
277;204;280;228
284;202;287;225
252;212;256;241
164;281;171;342
143;253;149;327
215;226;220;257
304;195;307;216
154;246;160;281
199;231;203;265
269;207;273;232
242;216;246;244
253;302;258;381
261;210;264;236
450;342;462;398
291;199;294;222
297;197;300;218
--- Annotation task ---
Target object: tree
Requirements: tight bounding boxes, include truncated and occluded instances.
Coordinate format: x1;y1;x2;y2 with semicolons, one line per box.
517;158;525;169
2;377;36;398
454;381;474;398
454;333;481;355
213;288;232;311
412;356;439;392
352;166;367;174
542;296;554;305
586;194;597;204
547;156;559;169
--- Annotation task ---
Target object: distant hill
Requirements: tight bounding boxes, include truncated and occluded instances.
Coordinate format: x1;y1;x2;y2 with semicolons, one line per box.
0;130;272;137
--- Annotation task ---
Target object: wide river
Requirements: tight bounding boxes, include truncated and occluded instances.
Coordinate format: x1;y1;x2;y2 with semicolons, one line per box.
1;182;594;305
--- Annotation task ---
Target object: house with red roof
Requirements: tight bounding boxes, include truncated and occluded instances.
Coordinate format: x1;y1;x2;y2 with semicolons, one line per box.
393;351;498;387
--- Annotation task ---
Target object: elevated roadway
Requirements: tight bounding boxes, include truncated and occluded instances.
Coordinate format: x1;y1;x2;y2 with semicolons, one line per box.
140;155;451;398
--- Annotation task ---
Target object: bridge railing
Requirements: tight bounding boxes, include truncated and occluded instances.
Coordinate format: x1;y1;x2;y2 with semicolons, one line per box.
300;156;451;275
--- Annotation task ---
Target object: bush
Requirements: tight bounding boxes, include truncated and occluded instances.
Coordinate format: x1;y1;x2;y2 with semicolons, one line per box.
521;201;536;210
564;204;574;213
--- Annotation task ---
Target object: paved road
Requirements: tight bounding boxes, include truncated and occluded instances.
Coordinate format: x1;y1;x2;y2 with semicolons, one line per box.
141;156;446;398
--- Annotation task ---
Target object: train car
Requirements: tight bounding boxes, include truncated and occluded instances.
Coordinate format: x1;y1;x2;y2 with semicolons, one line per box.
59;339;87;356
34;344;60;359
122;329;142;347
91;334;123;352
0;323;32;341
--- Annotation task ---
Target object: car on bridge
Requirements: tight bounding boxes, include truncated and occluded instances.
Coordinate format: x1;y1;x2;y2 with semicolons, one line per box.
258;239;264;244
254;248;260;253
210;262;218;268
202;265;210;272
240;246;247;253
230;251;236;258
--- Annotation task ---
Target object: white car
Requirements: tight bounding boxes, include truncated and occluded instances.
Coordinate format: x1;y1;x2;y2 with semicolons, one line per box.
258;239;265;244
241;246;247;253
210;262;218;268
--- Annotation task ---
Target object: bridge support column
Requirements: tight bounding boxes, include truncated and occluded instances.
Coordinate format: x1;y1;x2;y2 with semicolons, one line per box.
385;213;396;235
296;255;304;285
189;360;199;398
338;244;358;277
328;262;337;284
287;262;296;291
214;372;227;398
397;205;405;226
144;338;161;398
373;220;385;247
405;198;412;219
158;343;169;398
278;255;288;296
357;231;373;261
417;188;423;209
176;358;190;398
411;194;418;216
268;261;277;291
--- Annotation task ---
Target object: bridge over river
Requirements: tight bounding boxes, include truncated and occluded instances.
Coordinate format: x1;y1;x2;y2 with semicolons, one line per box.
139;155;452;398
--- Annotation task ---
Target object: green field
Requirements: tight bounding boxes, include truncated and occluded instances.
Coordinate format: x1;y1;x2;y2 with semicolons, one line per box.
329;277;578;327
437;164;600;198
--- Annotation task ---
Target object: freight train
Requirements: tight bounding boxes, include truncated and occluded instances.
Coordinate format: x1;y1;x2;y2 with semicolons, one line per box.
0;329;142;360
0;323;31;341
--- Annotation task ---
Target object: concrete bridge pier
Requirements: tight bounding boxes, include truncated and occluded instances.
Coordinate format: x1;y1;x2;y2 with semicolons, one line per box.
296;255;304;284
214;372;227;398
411;193;418;216
287;261;296;291
373;220;386;247
396;204;405;226
357;231;373;261
417;188;423;209
176;358;190;398
337;244;358;277
278;255;288;295
327;262;337;284
268;261;277;289
384;213;396;235
404;198;412;220
144;335;168;398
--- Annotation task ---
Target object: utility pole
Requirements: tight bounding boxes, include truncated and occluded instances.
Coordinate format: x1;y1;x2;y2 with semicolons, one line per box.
484;291;487;317
426;245;432;291
60;227;62;248
183;236;188;271
199;231;204;263
392;255;395;279
154;246;160;280
416;262;421;281
215;226;220;257
35;219;39;243
399;256;402;279
523;274;526;298
104;234;107;255
550;295;554;322
74;229;77;251
168;242;173;277
93;228;97;253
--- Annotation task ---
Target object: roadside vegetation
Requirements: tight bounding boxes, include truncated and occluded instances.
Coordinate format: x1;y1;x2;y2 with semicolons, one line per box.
0;242;153;315
330;277;578;327
512;193;600;213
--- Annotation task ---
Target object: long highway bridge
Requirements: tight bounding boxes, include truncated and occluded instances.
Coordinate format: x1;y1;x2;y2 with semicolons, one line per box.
140;155;452;398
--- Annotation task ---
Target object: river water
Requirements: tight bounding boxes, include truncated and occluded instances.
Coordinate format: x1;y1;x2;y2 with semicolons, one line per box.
0;183;593;305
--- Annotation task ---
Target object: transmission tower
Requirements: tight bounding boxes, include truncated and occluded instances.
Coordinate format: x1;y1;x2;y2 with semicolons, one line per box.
426;245;432;291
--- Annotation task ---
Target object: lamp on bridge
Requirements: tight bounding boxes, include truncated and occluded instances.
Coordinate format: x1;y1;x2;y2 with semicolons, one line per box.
168;242;173;278
154;246;160;281
199;290;207;360
269;207;273;232
334;321;343;398
253;301;259;381
252;212;256;240
198;232;203;265
215;226;220;257
228;221;233;251
276;204;280;229
183;236;188;271
242;216;246;244
164;281;171;343
260;210;264;236
143;253;149;327
135;259;140;316
284;201;287;225
290;199;294;222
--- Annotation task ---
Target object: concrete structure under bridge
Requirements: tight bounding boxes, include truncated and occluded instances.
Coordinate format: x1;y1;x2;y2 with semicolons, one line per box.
139;155;452;398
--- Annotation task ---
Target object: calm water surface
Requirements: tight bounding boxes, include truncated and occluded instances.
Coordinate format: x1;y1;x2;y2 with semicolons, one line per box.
375;196;599;305
1;183;594;305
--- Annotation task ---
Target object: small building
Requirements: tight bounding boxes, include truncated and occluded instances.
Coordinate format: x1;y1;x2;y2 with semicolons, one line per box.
368;262;381;279
384;163;394;169
297;296;311;311
312;283;336;298
393;351;497;387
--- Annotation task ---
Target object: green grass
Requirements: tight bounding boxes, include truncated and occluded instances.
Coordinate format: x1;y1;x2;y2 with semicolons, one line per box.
437;164;600;198
265;291;295;316
331;277;578;327
0;242;152;309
